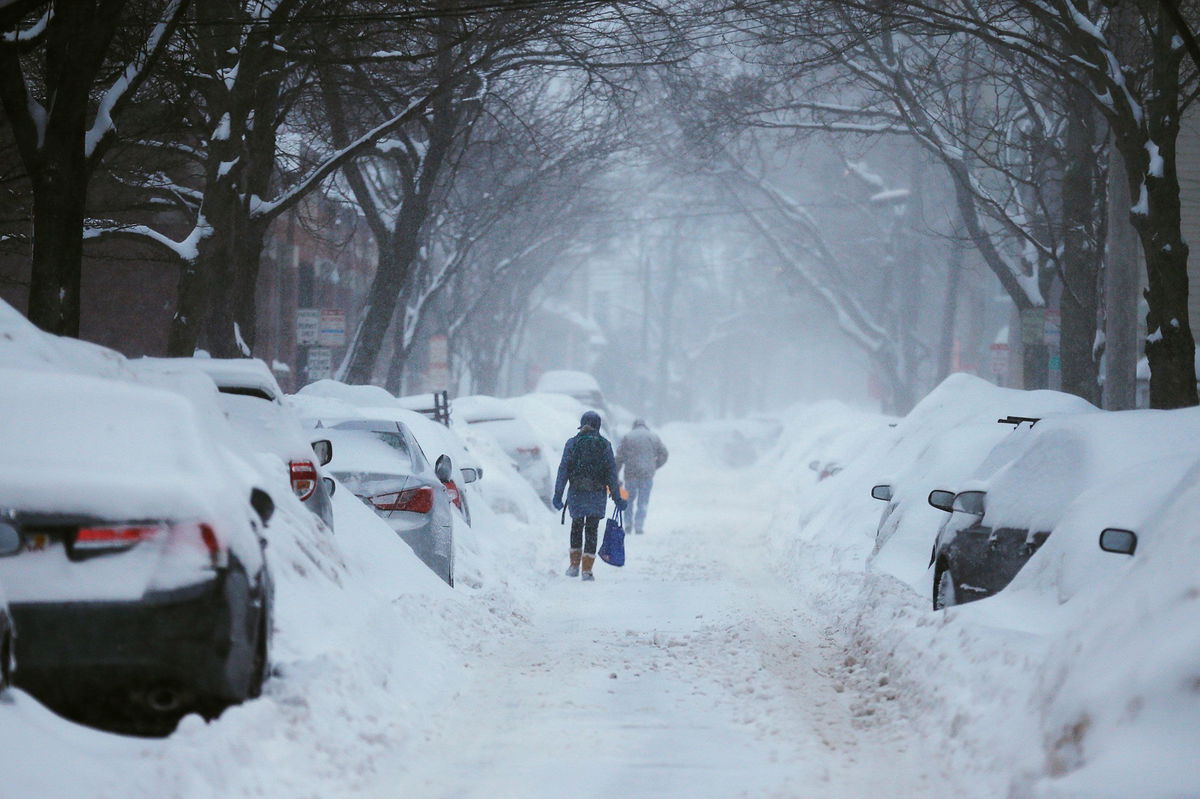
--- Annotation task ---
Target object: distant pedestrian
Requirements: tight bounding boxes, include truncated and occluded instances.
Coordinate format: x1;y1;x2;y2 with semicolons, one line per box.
615;419;668;535
553;410;626;581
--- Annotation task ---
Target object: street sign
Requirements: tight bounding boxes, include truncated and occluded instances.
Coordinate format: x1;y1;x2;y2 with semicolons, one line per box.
318;309;346;347
297;308;320;346
307;347;333;380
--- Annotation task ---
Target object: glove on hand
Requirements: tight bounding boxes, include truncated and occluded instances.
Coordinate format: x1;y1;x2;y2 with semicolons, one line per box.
615;497;628;512
552;497;564;511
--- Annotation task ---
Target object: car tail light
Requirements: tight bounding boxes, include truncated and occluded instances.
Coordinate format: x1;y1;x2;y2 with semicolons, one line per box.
75;525;164;551
74;522;225;567
290;460;319;501
516;446;540;457
443;480;463;511
370;486;434;514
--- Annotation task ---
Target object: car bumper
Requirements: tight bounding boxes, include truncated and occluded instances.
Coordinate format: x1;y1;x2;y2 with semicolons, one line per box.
10;574;252;703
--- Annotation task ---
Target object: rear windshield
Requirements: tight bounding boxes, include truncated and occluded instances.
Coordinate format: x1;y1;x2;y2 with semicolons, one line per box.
330;421;421;471
218;385;276;402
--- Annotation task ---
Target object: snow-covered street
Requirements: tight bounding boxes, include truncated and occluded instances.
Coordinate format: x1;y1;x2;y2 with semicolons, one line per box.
382;445;933;799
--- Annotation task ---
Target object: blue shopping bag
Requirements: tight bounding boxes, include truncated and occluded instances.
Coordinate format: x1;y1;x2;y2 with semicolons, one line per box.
598;509;625;567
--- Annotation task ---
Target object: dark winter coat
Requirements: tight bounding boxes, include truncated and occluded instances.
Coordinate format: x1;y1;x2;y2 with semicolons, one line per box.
616;425;668;480
554;426;621;519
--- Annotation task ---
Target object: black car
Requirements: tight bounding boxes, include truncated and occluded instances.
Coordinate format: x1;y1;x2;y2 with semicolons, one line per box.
0;370;278;733
926;489;1050;610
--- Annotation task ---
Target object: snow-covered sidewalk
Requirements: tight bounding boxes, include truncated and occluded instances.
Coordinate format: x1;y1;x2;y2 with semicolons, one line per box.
380;447;936;798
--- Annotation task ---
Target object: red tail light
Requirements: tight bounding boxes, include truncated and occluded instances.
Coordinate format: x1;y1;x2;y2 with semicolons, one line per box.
290;460;319;501
370;486;434;514
443;480;463;511
75;522;225;567
75;525;164;550
516;446;541;457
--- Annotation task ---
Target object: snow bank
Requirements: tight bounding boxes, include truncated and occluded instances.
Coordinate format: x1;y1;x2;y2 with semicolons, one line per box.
762;373;1199;797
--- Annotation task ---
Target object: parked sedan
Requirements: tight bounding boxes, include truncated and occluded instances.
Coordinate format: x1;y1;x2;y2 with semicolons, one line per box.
136;357;335;530
321;418;456;586
0;368;275;733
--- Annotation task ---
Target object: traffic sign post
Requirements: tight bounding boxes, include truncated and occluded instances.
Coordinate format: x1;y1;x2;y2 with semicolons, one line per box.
306;347;333;381
296;308;320;346
318;309;346;347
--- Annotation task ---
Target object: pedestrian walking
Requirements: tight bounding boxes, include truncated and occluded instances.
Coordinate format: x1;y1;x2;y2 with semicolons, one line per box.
615;418;668;535
553;410;626;581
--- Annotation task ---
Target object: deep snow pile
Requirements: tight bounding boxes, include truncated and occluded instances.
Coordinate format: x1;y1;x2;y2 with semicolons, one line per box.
763;373;1200;797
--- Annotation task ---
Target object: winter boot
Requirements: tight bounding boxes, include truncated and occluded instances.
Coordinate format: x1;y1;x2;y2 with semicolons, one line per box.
581;554;596;581
565;549;581;578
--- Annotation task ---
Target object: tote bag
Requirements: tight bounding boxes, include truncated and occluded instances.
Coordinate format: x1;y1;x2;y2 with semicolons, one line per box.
598;509;626;567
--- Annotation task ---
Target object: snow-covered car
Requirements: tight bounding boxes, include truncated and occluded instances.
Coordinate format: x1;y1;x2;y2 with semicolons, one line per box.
0;368;276;732
925;408;1200;610
454;395;552;504
535;370;609;417
320;418;456;585
135;357;335;531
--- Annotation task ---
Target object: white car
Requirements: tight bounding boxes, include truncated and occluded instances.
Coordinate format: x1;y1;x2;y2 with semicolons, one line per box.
454;395;552;504
535;370;608;415
136;357;335;531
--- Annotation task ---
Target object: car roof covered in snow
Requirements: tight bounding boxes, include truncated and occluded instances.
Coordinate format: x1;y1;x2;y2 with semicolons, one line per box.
972;407;1200;532
297;379;396;407
0;367;239;522
136;357;284;401
534;370;602;395
453;395;518;423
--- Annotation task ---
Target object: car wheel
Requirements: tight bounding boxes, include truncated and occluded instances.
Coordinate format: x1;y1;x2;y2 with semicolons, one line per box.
933;562;958;610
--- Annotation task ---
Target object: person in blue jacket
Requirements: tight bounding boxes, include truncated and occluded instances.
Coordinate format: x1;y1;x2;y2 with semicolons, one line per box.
553;410;626;581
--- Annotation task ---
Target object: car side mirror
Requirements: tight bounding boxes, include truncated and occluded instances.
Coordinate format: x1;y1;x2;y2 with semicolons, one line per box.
871;484;893;502
250;488;275;526
0;522;21;556
928;489;955;512
435;454;453;484
461;467;481;484
1099;528;1137;556
311;439;333;466
323;476;337;497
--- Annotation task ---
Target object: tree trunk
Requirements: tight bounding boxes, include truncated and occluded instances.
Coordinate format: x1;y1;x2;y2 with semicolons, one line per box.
344;233;413;384
1117;13;1198;409
1058;85;1102;404
27;154;87;337
1103;147;1140;410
